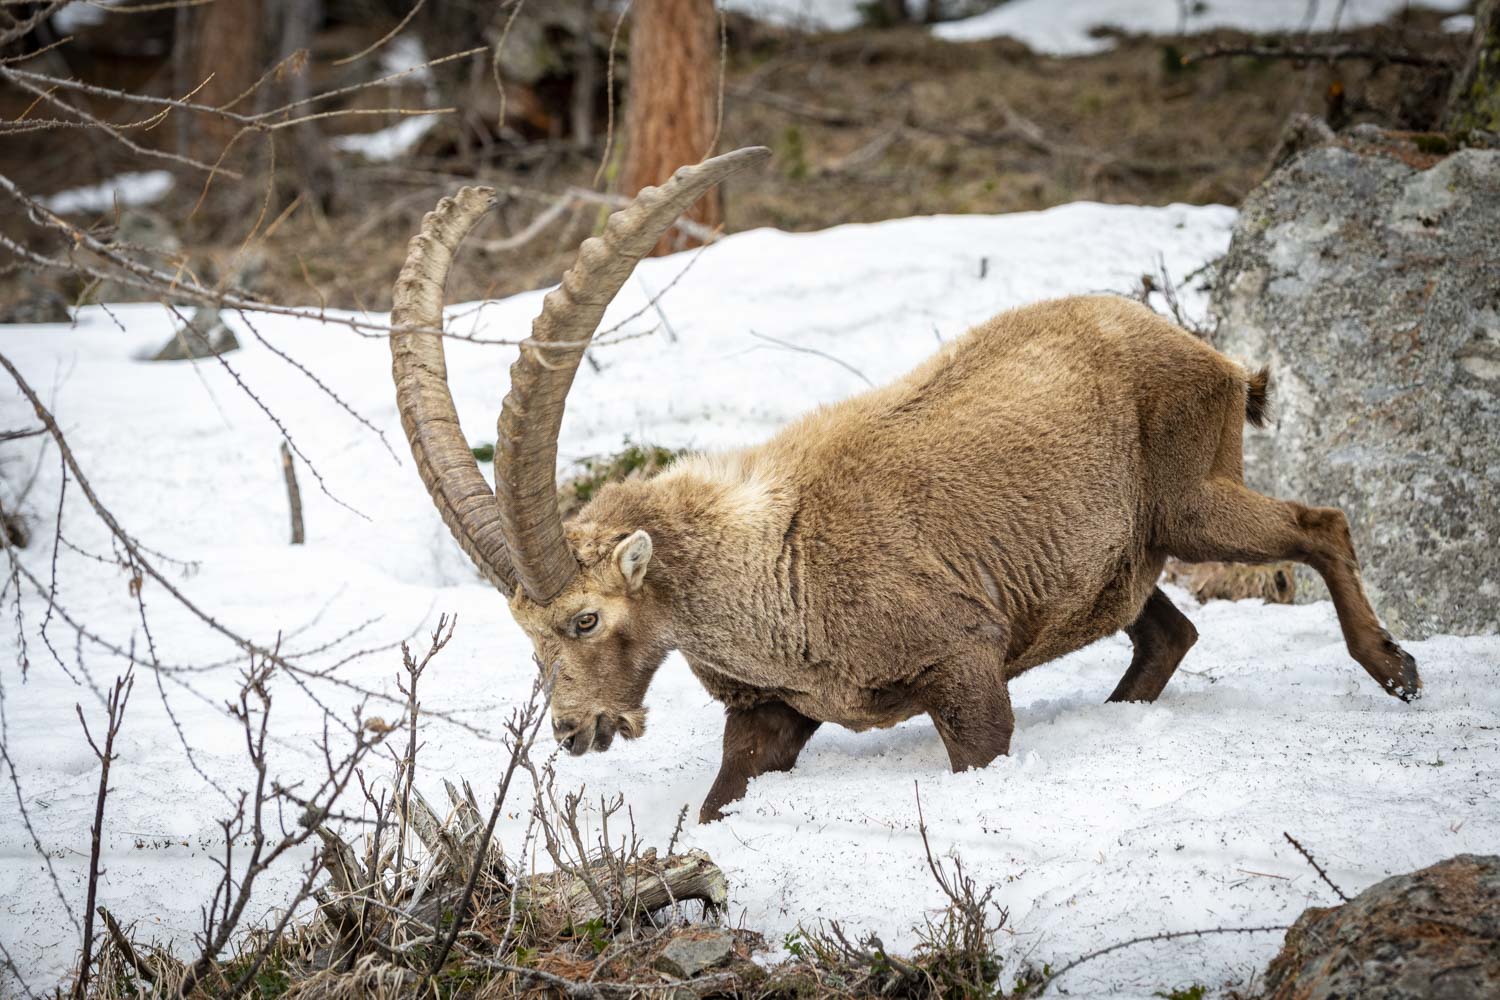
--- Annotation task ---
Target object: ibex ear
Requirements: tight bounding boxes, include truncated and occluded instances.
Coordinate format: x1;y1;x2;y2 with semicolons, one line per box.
612;530;653;593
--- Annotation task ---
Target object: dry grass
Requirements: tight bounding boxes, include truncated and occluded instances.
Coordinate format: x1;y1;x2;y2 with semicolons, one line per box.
1163;558;1297;605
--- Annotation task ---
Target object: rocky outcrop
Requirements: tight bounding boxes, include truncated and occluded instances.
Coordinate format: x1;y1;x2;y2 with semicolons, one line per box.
1210;136;1500;638
1262;854;1500;1000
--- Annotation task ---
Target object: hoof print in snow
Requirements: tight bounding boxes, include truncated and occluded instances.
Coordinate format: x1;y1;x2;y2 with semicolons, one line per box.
652;929;736;979
1263;853;1500;1000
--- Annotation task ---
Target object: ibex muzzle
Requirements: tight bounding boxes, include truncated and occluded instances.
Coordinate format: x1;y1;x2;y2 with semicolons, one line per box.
391;147;1420;823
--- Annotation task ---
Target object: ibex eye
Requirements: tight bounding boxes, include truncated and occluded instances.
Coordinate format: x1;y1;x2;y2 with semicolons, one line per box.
573;612;599;634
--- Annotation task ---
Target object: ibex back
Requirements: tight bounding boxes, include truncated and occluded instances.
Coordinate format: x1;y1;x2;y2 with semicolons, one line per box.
391;148;1420;822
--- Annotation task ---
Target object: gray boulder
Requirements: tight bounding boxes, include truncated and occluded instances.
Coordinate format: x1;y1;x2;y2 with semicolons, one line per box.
1210;138;1500;638
148;307;239;361
1262;854;1500;1000
652;929;736;979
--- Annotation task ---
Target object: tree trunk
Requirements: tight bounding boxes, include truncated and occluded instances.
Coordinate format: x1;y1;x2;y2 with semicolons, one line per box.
1443;0;1500;133
275;0;336;211
188;0;264;162
621;0;720;256
571;0;598;152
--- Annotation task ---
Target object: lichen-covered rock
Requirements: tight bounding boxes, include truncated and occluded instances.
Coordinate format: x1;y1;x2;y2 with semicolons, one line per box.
1262;854;1500;1000
1210;140;1500;638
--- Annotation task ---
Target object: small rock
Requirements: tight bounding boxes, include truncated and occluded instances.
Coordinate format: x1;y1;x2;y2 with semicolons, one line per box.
653;929;735;979
0;286;71;325
149;307;240;361
1262;854;1500;1000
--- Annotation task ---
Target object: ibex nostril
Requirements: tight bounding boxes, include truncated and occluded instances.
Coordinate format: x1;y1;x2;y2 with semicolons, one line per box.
553;719;577;742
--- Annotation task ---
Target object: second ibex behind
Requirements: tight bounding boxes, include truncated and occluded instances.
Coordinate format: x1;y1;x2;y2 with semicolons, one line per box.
390;147;1420;823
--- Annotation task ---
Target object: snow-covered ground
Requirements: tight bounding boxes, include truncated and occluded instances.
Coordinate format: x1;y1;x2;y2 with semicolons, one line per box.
2;200;1496;998
723;0;1471;52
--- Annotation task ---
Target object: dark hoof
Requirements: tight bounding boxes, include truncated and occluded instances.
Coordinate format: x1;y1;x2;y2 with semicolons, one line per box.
1376;631;1421;702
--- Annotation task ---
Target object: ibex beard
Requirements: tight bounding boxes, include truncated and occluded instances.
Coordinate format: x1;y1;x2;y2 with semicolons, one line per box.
510;525;666;755
391;147;1421;825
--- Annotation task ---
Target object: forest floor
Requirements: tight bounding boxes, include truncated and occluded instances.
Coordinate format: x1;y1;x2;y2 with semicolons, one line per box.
0;7;1473;312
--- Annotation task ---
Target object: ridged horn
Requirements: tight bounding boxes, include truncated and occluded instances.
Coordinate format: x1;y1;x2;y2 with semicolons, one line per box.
496;146;772;604
390;185;517;595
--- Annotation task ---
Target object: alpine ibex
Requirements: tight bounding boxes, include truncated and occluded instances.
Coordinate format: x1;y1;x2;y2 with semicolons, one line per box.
391;147;1420;822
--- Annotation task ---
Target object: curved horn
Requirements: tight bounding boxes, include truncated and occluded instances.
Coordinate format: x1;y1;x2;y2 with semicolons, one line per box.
497;146;772;604
390;186;518;595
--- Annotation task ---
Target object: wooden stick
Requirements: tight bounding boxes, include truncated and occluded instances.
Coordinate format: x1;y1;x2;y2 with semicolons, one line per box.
280;441;305;545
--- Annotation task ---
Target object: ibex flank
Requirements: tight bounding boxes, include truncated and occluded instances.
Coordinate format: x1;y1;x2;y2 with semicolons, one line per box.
391;147;1420;823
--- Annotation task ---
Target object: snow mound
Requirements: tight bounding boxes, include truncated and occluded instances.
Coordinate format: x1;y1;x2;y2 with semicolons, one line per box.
2;200;1496;999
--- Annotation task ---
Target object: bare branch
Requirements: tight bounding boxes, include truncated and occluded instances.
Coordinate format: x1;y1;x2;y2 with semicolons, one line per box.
1284;831;1352;902
70;669;135;1000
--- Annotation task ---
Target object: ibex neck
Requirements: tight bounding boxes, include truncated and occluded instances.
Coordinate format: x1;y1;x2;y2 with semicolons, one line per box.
582;451;799;668
651;453;802;674
648;453;791;586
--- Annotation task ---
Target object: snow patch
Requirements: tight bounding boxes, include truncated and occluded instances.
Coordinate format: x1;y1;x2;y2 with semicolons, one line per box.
935;0;1471;53
41;170;174;215
332;114;439;161
378;34;433;82
721;0;868;31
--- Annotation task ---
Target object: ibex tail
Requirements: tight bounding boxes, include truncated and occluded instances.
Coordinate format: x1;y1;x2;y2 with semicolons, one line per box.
1245;365;1272;428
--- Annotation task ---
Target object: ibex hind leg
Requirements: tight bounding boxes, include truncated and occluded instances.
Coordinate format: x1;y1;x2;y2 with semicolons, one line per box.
1169;479;1420;701
1109;587;1198;703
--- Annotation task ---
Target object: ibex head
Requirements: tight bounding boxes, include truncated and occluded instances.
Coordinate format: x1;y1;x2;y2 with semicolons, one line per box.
509;524;671;754
390;147;771;753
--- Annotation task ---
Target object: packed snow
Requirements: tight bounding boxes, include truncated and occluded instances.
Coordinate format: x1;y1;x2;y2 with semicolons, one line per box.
2;200;1497;998
40;171;174;215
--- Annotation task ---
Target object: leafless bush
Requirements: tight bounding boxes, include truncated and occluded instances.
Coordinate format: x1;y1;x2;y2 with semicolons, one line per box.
765;786;1021;999
56;620;746;999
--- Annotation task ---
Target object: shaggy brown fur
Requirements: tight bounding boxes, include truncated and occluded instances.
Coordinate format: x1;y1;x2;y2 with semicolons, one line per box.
1246;365;1272;428
506;294;1421;821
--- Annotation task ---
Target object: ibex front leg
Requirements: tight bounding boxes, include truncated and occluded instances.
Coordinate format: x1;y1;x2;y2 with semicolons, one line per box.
701;701;821;823
924;643;1014;771
1109;587;1198;703
1171;480;1420;700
